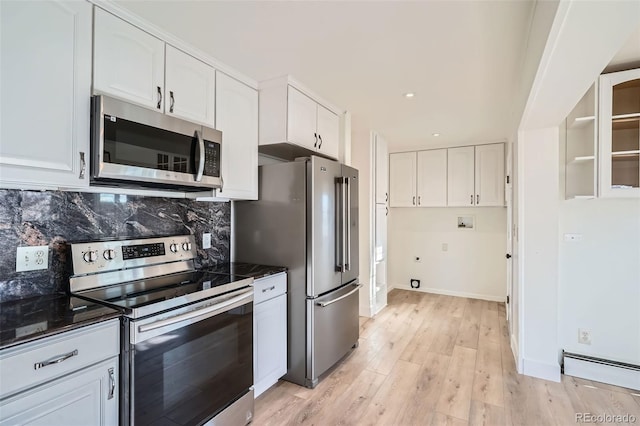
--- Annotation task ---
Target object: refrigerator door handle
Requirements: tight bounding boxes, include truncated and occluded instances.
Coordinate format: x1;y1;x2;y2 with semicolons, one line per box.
345;176;351;271
341;177;348;272
335;177;346;272
316;284;362;307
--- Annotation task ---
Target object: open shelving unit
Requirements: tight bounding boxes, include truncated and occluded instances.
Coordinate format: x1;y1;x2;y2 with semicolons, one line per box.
565;83;597;199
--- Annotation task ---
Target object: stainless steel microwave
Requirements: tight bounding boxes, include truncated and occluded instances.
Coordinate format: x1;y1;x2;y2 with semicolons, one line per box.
91;95;222;190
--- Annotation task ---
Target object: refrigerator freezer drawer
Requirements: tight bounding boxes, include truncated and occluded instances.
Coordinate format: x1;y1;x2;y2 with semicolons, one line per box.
308;282;361;386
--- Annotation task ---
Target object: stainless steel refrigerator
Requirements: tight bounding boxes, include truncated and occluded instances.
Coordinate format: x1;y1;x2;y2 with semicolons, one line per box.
234;156;360;388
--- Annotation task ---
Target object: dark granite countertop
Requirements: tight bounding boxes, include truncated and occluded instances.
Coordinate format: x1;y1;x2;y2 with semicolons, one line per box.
205;262;287;280
0;293;121;351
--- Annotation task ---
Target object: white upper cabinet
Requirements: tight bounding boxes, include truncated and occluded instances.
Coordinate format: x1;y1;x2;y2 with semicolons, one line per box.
389;152;417;207
259;77;342;160
287;86;318;150
165;45;216;126
475;143;505;206
215;72;258;200
599;68;640;198
375;134;389;204
417;149;447;207
93;8;165;111
447;146;476;206
0;0;92;190
316;104;340;159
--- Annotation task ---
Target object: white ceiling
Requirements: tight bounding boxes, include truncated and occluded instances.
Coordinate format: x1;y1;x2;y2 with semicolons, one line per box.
116;1;536;149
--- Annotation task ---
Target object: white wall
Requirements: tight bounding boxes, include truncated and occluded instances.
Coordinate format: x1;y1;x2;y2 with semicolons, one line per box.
351;115;373;317
388;207;507;301
559;199;640;365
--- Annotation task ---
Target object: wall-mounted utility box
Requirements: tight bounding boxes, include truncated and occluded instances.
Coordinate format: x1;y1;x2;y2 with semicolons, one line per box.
457;216;475;229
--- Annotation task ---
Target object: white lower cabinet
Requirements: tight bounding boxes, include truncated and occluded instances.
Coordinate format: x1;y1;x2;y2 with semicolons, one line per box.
0;320;119;426
0;358;118;426
253;273;287;397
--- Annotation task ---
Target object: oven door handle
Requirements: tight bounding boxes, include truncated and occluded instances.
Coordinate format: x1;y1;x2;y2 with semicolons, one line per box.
137;289;253;334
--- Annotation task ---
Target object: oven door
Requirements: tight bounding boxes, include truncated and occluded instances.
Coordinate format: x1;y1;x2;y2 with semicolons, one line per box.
91;95;222;189
125;287;253;426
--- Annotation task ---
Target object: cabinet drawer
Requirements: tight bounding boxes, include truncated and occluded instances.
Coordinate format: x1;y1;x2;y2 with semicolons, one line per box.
253;273;287;304
0;320;119;399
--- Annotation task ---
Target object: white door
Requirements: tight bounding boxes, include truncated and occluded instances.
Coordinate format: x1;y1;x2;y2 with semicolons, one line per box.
374;204;388;262
475;143;505;206
447;146;475;206
375;134;389;204
165;45;216;126
373;204;388;313
215;72;258;200
316;105;340;159
93;8;165;111
287;86;318;150
505;142;513;322
389;152;417;207
254;294;287;397
417;149;447;207
0;358;118;426
0;0;91;190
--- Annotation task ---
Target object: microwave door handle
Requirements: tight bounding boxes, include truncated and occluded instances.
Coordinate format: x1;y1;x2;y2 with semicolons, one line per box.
195;129;205;182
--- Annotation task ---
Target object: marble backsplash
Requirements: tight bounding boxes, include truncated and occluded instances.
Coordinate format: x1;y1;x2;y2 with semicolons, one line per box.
0;190;230;302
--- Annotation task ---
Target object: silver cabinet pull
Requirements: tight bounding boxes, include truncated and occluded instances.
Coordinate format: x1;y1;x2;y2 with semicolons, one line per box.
108;367;115;400
317;284;362;307
195;130;204;182
318;134;323;149
470;195;473;205
418;196;421;205
261;285;276;293
79;152;86;179
385;192;388;202
413;196;416;205
169;91;175;113
157;86;162;110
386;207;388;216
34;349;78;370
314;133;318;148
476;194;480;204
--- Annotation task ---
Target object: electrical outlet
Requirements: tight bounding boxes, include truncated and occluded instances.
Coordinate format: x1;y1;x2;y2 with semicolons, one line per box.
202;233;212;249
414;256;421;263
578;329;592;345
442;243;448;252
16;246;49;272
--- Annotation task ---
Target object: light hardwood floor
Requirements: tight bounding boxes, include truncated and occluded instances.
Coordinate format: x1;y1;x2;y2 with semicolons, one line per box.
253;289;640;426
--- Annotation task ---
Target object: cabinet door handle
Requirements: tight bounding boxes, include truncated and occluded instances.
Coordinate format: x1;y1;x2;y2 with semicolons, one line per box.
476;194;480;204
418;196;421;205
108;367;115;400
79;152;86;179
157;86;162;110
318;134;323;149
169;91;175;113
34;349;78;370
261;285;276;293
314;133;318;148
470;195;473;205
385;192;388;202
386;207;388;216
412;196;416;205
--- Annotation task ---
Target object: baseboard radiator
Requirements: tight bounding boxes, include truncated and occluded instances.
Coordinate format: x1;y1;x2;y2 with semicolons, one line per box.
563;351;640;391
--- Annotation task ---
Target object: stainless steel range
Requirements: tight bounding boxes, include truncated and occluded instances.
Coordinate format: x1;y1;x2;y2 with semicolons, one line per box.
69;235;254;426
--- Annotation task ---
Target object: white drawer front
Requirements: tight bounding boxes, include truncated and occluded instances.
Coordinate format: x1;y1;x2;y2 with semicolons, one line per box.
0;319;119;399
253;273;287;304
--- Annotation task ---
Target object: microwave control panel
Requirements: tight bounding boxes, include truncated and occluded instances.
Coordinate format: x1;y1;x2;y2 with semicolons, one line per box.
203;141;220;178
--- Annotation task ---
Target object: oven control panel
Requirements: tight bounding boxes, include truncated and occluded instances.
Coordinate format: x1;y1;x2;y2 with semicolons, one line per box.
70;235;197;276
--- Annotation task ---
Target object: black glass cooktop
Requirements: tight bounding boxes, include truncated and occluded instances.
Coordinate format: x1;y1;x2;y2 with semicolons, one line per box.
75;271;251;318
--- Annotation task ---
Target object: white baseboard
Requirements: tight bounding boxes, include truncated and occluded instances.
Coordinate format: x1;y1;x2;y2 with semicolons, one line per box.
393;284;505;303
564;355;640;391
523;358;561;382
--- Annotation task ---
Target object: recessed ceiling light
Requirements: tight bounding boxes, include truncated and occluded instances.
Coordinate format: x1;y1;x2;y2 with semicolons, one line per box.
404;92;415;98
432;133;440;137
